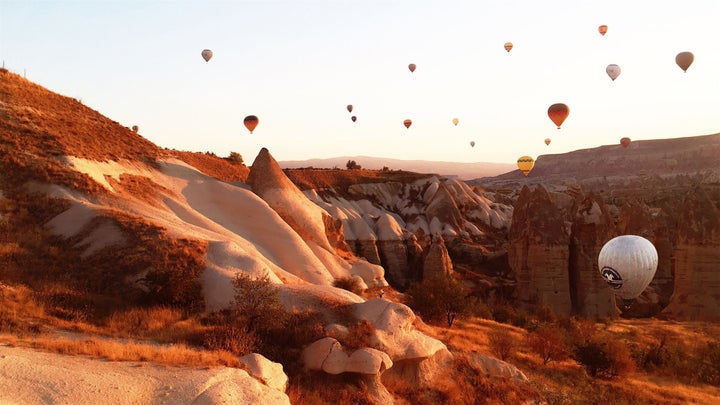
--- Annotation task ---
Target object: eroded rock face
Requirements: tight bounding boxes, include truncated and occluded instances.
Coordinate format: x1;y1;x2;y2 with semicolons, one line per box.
508;185;572;315
569;194;617;317
423;235;453;278
663;188;720;320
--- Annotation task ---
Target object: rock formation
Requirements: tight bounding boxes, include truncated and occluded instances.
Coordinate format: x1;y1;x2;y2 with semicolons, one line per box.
423;234;454;278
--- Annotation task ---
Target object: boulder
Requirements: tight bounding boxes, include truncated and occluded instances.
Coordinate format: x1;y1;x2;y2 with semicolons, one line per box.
239;353;288;392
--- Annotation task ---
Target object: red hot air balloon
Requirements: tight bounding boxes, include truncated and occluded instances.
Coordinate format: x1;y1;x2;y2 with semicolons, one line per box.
408;63;416;73
351;116;357;122
403;119;412;129
620;137;631;148
243;115;259;133
598;25;608;36
548;103;570;129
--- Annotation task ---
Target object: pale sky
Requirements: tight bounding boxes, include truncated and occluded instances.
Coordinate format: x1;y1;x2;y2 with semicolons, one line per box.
1;0;718;164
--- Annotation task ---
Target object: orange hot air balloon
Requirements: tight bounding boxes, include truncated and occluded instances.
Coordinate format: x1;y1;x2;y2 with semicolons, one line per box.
517;156;535;176
504;42;513;52
403;119;412;129
620;137;631;148
347;104;353;113
351;116;357;122
598;25;608;36
675;51;694;72
548;103;570;129
408;63;416;73
243;115;259;133
544;138;551;146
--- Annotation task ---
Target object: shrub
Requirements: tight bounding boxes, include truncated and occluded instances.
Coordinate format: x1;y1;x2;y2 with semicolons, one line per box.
406;272;471;327
346;160;361;170
341;319;377;351
333;276;364;295
575;340;635;378
225;151;244;165
487;327;515;361
527;325;570;365
202;325;257;356
231;272;289;334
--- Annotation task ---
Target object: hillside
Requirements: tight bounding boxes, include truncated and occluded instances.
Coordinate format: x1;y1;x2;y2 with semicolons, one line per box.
1;69;720;404
279;156;515;180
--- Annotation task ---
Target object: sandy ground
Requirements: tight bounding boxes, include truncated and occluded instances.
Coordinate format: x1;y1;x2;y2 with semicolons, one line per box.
0;344;289;405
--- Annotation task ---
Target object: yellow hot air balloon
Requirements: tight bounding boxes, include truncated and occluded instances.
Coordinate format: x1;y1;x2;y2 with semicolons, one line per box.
201;49;213;62
598;25;608;36
504;42;513;52
347;104;353;113
548;103;570;129
470;141;475;148
517;156;535;176
452;118;459;126
243;115;259;133
606;64;621;81
408;63;416;73
675;51;694;72
544;138;551;146
403;119;412;129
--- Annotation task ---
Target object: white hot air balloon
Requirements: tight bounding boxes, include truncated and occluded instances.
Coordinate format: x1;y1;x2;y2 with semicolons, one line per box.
598;235;658;308
606;64;621;81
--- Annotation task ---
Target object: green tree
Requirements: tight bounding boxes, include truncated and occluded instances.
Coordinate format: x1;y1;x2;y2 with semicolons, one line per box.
406;272;470;327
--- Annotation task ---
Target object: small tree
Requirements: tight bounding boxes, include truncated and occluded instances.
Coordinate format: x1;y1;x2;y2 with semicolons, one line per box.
232;273;289;334
406;272;470;327
225;151;244;165
346;160;361;170
488;328;515;361
527;326;570;365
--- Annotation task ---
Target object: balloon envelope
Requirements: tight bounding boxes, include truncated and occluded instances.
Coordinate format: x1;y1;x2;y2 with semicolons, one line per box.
620;137;631;148
544;138;551;146
351;115;357;122
243;115;259;133
452;118;459;126
408;63;416;73
516;156;535;176
403;119;412;129
675;51;694;72
201;49;213;62
606;64;621;81
131;125;138;133
504;42;513;52
547;103;570;129
598;25;608;36
347;104;353;113
598;235;658;301
470;141;475;147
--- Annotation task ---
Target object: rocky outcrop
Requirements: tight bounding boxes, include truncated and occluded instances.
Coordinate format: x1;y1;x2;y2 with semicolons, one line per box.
302;337;393;375
240;353;289;393
569;194;617;317
663;188;720;320
465;351;529;383
423;234;453;278
508;185;572;315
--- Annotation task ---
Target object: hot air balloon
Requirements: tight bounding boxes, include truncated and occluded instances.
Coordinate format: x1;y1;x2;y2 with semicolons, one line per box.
517;156;535;176
452;118;459;126
470;141;475;148
598;235;658;308
408;63;416;73
606;64;621;81
598;25;608;36
544;138;551;146
504;42;513;52
403;119;412;129
201;49;213;62
351;116;357;122
347;104;353;113
675;51;694;72
243;115;259;133
131;125;138;133
620;137;631;148
548;103;570;129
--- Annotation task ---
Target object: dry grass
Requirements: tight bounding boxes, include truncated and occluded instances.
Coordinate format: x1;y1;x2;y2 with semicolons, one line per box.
284;167;432;192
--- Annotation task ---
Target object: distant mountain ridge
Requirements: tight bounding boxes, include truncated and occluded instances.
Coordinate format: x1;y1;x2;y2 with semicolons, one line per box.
278;156;515;180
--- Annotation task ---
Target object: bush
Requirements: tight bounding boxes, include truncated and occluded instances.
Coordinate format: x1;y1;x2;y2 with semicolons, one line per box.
231;272;289;334
346;160;361;170
527;325;570;365
487;328;515;361
225;151;244;165
202;325;257;356
575;340;635;378
405;273;471;327
341;319;377;351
